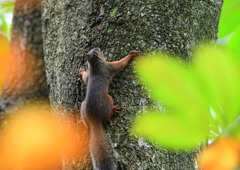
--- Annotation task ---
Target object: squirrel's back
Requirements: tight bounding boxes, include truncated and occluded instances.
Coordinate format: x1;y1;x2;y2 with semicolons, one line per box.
84;70;112;123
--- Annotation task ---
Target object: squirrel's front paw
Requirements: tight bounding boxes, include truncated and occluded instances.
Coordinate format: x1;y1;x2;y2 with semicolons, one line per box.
112;105;120;114
129;50;138;57
79;69;85;75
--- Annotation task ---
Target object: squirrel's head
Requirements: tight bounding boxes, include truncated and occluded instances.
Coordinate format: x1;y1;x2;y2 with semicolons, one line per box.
85;48;106;62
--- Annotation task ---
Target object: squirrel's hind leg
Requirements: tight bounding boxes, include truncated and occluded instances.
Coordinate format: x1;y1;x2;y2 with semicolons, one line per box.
106;94;120;122
80;101;89;128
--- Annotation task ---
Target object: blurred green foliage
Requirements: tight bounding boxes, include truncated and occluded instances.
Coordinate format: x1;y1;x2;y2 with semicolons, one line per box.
218;0;240;39
133;0;240;149
218;0;240;62
0;1;14;38
133;45;240;149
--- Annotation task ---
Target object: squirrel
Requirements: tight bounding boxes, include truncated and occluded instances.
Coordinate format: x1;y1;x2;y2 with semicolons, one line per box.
79;48;138;170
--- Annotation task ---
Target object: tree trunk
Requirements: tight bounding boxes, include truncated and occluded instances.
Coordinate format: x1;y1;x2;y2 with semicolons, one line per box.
0;0;48;113
41;0;222;169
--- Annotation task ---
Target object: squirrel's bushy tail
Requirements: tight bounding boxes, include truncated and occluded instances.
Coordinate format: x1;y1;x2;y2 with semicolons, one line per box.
89;121;117;170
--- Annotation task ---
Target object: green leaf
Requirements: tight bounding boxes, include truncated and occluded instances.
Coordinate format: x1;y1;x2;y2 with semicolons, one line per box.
218;0;240;38
0;3;14;38
136;55;209;120
194;46;240;126
222;116;240;139
132;113;209;149
133;44;240;149
0;20;9;33
0;2;14;7
227;27;240;60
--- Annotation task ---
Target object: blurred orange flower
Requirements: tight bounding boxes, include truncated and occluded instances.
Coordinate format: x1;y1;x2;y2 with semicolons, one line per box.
0;34;9;89
0;103;82;169
199;137;240;170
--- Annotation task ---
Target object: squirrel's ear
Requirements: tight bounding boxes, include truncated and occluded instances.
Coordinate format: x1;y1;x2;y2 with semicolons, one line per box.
85;53;89;60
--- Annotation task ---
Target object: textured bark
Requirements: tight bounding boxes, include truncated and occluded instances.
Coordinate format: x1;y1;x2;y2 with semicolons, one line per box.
42;0;222;169
0;0;48;114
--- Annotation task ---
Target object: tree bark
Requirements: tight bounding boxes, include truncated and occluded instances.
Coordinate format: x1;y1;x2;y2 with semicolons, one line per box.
41;0;222;169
